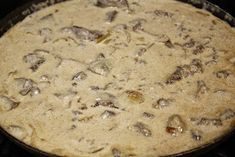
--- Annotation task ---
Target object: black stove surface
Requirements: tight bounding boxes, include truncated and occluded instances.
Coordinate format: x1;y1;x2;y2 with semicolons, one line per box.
0;0;234;157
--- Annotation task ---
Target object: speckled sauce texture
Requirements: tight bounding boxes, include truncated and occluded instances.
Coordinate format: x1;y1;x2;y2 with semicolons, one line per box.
0;0;235;157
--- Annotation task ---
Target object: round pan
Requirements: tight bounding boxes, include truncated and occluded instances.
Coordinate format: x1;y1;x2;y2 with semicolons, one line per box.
0;0;234;156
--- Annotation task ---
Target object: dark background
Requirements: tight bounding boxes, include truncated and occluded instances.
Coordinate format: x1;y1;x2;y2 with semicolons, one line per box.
0;0;234;157
0;0;235;19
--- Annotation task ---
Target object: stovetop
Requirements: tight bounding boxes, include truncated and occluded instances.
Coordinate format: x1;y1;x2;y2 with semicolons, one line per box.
0;132;234;157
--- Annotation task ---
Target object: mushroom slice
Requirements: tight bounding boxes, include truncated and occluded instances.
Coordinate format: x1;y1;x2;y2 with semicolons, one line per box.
152;98;173;109
88;59;112;76
105;10;118;23
93;93;119;109
101;110;116;119
0;96;20;111
131;122;152;137
215;70;232;79
6;125;27;140
142;112;155;119
190;117;222;127
38;27;53;43
112;148;122;157
154;9;174;18
14;78;38;96
96;0;129;8
166;59;203;84
129;18;147;32
191;129;203;141
72;71;88;81
166;114;186;136
125;90;144;104
196;80;209;97
23;52;46;72
220;109;235;121
61;26;103;41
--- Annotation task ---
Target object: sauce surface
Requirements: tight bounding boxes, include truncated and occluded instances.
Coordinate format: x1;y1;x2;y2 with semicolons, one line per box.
0;0;235;156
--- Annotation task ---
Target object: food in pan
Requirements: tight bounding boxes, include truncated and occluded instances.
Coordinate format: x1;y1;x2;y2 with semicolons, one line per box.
0;0;235;156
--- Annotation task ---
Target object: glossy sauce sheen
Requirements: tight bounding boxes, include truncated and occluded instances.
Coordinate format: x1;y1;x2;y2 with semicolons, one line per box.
0;0;235;156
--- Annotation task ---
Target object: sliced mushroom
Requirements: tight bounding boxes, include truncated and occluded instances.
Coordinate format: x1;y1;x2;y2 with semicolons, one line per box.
164;39;174;48
132;122;152;137
105;10;118;23
88;59;112;76
38;27;52;43
61;26;103;41
72;71;88;81
191;129;203;141
190;117;222;127
215;70;231;79
96;0;129;8
125;90;144;104
193;44;205;55
220;109;235;121
7;125;27;140
14;78;38;96
142;112;155;119
183;38;195;48
152;98;173;109
129;18;147;32
54;90;77;102
112;148;122;157
154;9;174;18
166;59;203;84
23;52;46;72
196;80;209;97
101;110;116;119
166;114;186;136
30;87;41;96
93;93;119;109
0;96;20;111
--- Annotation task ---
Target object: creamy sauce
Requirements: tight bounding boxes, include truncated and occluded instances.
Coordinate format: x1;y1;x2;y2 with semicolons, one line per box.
0;0;235;156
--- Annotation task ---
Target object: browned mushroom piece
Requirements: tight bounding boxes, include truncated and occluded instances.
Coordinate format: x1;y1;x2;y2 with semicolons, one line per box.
88;59;112;76
23;52;46;72
112;148;122;157
132;122;152;137
101;110;116;119
152;98;174;109
96;0;129;8
196;80;209;97
6;125;27;140
93;93;119;109
154;9;174;18
166;59;203;84
0;95;20;111
61;26;103;41
105;10;118;23
125;90;145;104
38;27;53;43
142;112;155;119
14;78;39;96
220;109;235;121
164;39;174;48
72;71;88;81
193;44;205;55
215;70;231;79
191;129;203;141
166;114;186;136
129;18;147;32
190;117;223;127
183;38;196;48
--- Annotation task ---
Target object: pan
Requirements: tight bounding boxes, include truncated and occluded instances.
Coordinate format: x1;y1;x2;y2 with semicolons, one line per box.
0;0;234;156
